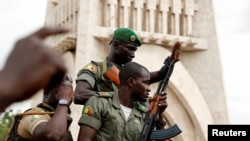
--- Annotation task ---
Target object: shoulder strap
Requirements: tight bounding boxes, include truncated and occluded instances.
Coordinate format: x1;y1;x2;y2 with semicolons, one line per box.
13;103;54;118
97;92;113;98
135;102;148;113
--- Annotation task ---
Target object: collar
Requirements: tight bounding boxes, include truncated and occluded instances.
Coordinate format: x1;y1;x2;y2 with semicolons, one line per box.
112;91;147;117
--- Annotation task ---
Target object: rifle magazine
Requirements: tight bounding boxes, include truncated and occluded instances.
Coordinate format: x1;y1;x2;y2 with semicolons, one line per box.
149;124;182;140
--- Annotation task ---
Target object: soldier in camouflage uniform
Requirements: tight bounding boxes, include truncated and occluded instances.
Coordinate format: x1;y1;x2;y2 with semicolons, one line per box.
5;76;74;141
77;62;168;141
74;27;169;105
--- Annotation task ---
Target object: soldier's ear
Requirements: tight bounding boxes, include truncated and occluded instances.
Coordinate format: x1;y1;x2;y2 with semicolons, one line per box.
128;77;135;87
109;40;112;45
113;40;119;47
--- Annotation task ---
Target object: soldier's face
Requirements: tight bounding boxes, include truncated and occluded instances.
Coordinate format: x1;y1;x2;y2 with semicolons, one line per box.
133;69;151;102
117;41;137;64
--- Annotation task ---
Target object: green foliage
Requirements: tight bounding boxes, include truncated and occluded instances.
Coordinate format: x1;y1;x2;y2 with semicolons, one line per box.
0;110;14;141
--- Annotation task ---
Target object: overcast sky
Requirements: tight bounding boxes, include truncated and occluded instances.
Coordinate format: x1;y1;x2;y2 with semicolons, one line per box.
0;0;250;124
213;0;250;124
0;0;46;68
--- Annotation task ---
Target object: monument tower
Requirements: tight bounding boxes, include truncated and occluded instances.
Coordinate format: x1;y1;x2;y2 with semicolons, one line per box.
43;0;229;140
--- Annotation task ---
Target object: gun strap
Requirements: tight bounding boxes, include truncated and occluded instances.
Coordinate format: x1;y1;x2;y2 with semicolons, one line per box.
15;112;55;117
149;124;182;140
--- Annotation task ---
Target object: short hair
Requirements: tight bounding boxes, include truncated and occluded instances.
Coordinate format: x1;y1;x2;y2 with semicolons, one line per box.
119;62;149;84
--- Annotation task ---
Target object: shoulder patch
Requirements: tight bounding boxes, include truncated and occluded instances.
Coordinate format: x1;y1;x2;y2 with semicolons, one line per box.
30;115;42;122
84;64;96;73
98;92;113;98
82;106;93;116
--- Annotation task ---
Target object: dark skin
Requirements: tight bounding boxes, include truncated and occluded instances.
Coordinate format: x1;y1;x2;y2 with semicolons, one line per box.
33;79;74;141
77;66;168;141
0;26;71;112
74;39;169;104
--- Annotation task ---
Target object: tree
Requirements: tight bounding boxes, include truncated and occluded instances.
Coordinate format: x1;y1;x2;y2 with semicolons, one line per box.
0;110;14;140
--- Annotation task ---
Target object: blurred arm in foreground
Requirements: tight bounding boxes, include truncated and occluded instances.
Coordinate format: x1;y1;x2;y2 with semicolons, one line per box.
0;26;71;112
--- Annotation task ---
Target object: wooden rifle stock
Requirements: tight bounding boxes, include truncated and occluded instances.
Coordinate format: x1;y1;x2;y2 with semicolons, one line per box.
138;42;182;141
104;65;120;86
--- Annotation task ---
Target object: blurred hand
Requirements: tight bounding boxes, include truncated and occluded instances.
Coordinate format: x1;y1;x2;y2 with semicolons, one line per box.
0;26;71;104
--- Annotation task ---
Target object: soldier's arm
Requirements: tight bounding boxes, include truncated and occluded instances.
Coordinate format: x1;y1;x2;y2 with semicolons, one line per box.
74;80;97;105
77;96;104;141
77;124;97;141
149;64;168;84
74;63;100;105
33;85;73;140
32;106;69;140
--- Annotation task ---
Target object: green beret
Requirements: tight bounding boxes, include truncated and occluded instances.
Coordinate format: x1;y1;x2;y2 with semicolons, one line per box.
113;27;142;47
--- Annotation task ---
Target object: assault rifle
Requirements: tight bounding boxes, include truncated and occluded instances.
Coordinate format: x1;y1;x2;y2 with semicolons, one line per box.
138;42;182;141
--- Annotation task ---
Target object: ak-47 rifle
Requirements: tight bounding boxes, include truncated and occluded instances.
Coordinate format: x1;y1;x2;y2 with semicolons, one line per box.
138;42;182;141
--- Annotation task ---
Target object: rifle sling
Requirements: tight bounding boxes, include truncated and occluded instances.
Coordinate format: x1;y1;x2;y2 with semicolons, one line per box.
15;112;55;117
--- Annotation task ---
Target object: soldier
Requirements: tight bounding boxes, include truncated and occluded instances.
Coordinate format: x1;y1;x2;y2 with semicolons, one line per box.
74;27;169;105
77;62;168;141
5;75;74;141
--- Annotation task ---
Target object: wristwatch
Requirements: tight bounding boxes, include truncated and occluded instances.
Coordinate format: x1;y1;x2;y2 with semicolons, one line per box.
58;99;69;106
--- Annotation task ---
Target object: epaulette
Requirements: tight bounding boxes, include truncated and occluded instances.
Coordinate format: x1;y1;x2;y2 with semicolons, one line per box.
97;92;113;98
135;102;147;113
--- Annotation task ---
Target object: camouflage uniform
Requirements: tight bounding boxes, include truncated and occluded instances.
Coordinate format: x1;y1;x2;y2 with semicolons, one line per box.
78;90;147;141
6;103;73;141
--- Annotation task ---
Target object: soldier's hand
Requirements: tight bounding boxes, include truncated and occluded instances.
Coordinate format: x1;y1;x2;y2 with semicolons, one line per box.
57;78;74;105
147;92;167;114
0;26;71;104
157;92;168;115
